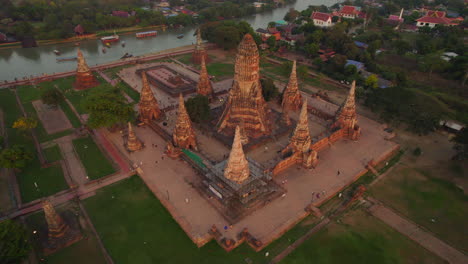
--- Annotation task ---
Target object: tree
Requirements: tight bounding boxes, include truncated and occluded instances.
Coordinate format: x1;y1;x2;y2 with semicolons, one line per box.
213;25;241;50
82;86;135;129
12;117;37;132
266;35;276;49
40;88;63;107
344;65;357;76
0;145;33;169
419;52;447;77
185;95;211;123
452;128;468;160
0;220;31;264
284;8;300;22
260;78;279;101
305;43;319;57
393;40;411;55
364;74;379;89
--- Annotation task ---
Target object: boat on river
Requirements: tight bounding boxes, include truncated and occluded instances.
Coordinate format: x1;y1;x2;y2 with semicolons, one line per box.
136;30;158;38
53;50;60;55
121;53;133;59
101;31;119;44
177;34;184;39
56;56;77;62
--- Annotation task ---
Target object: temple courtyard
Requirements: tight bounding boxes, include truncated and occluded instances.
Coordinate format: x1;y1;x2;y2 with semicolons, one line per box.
106;100;398;248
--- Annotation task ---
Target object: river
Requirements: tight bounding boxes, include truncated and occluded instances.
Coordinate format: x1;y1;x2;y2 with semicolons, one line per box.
0;0;340;82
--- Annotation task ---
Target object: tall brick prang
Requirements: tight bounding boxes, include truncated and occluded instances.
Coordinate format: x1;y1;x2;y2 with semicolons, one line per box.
332;80;361;140
173;94;198;150
224;126;250;184
217;34;271;139
138;72;163;124
196;56;214;99
192;28;209;64
281;60;303;112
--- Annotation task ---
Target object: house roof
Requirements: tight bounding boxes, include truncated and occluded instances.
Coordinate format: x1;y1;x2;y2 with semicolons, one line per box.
340;5;358;15
427;11;446;18
311;12;332;22
346;60;365;70
354;41;368;49
416;10;458;25
256;28;269;34
388;15;403;21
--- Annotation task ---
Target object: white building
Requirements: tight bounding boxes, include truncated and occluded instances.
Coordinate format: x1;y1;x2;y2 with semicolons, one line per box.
311;12;333;27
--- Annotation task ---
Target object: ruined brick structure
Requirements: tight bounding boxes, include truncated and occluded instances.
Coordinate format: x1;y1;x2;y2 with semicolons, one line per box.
172;94;198;150
138;72;163;123
277;100;318;171
43;200;69;241
281;60;303;112
272;81;362;176
192;28;209;64
125;122;144;152
196;56;214;99
331;80;361;140
73;48;99;90
217;34;271;138
224;126;250;184
42;200;82;255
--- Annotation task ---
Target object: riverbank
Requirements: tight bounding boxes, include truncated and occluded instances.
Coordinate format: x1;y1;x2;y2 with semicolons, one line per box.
0;25;168;50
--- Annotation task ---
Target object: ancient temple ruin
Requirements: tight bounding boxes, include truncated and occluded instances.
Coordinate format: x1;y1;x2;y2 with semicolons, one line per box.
281;61;303;112
192;28;209;64
42;200;81;255
73;48;99;90
279;99;318;169
125;122;144;152
172;94;198;151
138;72;163;123
217;34;271;139
331;80;361;140
201;126;283;222
196;56;214;99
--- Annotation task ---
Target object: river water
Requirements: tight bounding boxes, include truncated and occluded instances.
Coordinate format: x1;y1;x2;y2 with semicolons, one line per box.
0;0;340;81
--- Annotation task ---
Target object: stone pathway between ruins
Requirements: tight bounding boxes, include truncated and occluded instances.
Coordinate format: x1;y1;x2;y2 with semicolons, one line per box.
367;198;468;264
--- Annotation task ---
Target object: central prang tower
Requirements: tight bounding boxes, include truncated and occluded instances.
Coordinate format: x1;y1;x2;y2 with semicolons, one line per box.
217;34;271;138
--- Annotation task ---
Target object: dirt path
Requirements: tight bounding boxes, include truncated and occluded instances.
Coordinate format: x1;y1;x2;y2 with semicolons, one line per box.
367;198;468;264
56;135;88;185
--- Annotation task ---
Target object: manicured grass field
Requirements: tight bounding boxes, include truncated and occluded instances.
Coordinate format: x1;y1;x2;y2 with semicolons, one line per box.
17;158;68;203
44;145;62;163
0;89;22;127
116;82;140;102
72;137;116;180
206;63;234;80
370;167;468;252
25;202;107;264
283;210;445;264
84;176;271;264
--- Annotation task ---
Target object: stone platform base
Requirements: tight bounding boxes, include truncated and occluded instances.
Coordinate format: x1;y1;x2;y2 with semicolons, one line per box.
74;71;99;90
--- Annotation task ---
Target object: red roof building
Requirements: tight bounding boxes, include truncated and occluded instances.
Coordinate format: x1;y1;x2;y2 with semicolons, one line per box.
311;12;333;27
416;11;459;28
338;5;360;19
112;11;130;18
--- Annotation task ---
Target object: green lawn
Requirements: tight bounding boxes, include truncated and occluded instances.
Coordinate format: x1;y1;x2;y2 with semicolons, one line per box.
17;158;68;203
206;63;234;80
44;145;62;163
0;89;22;127
283;210;445;264
83;176;271;264
116;82;140;102
370;166;468;252
72;137;116;180
25;202;107;264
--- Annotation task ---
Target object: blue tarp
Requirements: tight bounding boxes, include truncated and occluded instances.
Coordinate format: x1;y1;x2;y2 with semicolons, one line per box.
354;41;368;49
346;60;365;71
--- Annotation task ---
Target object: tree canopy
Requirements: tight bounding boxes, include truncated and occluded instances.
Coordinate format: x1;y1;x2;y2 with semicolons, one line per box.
185;95;211;123
0;220;31;264
82;86;135;129
0;145;33;169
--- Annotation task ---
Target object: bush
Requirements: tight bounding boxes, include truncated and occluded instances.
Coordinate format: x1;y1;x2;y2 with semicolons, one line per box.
413;147;422;156
185;95;211;123
40;88;64;107
261;78;279;101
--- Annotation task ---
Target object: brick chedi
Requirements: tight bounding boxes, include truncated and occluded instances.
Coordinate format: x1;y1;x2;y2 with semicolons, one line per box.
196;55;214;99
217;34;271;139
281;99;318;168
331;80;361;140
224;126;250;184
138;72;163;123
125;122;144;152
42;200;82;255
73;48;99;90
192;28;209;64
281;60;303;112
173;94;198;150
43;200;69;241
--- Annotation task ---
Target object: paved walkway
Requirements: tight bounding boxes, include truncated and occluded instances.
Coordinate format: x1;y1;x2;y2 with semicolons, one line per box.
367;198;468;264
56;135;88;185
94;129;131;173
